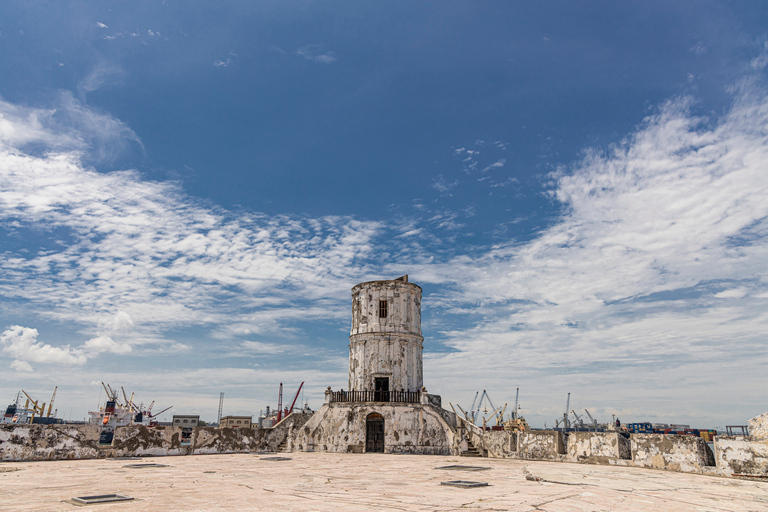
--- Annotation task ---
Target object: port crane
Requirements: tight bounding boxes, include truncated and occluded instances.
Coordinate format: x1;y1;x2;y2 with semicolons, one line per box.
21;387;58;421
471;390;505;426
558;393;571;430
275;382;305;423
571;409;585;428
513;388;520;420
584;409;598;432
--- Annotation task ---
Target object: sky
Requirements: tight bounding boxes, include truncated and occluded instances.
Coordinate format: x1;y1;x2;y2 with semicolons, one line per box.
0;1;767;429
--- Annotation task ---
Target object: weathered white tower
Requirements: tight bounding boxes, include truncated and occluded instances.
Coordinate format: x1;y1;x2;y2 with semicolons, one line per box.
349;275;423;393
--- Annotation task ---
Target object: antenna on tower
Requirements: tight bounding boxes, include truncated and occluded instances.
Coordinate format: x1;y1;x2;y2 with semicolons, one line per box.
217;392;224;424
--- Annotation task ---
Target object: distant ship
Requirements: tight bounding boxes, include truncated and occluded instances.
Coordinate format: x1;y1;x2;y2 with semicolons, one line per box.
89;382;171;443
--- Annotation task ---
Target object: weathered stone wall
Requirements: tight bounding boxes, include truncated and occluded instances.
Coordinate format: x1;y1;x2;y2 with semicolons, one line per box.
1;424;100;461
0;411;313;461
479;430;516;458
295;403;455;455
748;411;768;441
112;425;188;457
714;436;768;477
631;434;715;472
517;431;566;460
567;432;631;464
190;427;264;455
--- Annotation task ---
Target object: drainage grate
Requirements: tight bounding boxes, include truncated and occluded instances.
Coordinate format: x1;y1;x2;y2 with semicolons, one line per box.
69;494;134;505
260;456;292;461
123;463;169;468
436;465;490;471
440;480;489;488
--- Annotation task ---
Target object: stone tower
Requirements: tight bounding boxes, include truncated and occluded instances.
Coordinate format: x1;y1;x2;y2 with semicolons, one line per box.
348;275;423;393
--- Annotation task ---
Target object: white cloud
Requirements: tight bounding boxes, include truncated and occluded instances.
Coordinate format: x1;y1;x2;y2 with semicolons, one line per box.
1;326;87;368
96;22;108;29
410;83;768;425
750;42;768;70
97;310;135;334
714;288;747;299
82;335;132;355
480;158;505;173
0;97;383;356
77;62;125;95
241;341;285;354
10;360;34;372
296;45;337;64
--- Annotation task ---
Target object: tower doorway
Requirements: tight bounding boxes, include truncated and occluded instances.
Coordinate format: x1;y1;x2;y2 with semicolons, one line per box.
366;413;385;452
374;377;389;402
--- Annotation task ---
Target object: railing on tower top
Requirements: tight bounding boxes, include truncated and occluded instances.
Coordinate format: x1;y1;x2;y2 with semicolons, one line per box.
329;390;420;404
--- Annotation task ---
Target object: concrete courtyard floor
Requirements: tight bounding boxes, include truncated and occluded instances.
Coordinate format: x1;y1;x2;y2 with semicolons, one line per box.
1;452;767;511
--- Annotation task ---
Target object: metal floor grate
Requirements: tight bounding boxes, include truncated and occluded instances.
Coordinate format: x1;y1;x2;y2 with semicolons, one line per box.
123;463;169;468
440;480;489;488
436;465;490;471
69;494;134;505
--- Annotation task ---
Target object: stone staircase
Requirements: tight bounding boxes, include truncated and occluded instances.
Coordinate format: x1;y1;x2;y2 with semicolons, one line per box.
276;437;287;452
461;438;483;457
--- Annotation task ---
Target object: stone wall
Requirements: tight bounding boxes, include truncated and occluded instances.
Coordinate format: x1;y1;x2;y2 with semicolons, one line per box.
112;425;189;457
517;431;566;460
1;424;100;461
714;436;768;477
295;403;455;455
0;411;313;461
631;434;715;472
567;432;631;464
748;411;768;440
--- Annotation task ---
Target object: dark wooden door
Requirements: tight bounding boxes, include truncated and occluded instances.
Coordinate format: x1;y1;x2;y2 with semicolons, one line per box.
366;418;385;452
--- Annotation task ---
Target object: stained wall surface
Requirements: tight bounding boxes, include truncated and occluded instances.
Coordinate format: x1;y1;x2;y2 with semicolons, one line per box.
714;436;768;477
748;411;768;440
295;403;455;455
567;432;631;463
631;434;715;472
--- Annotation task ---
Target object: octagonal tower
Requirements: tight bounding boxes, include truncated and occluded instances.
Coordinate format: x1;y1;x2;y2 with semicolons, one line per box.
348;275;423;393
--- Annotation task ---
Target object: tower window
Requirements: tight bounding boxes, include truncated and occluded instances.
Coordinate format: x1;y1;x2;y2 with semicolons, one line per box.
379;300;388;318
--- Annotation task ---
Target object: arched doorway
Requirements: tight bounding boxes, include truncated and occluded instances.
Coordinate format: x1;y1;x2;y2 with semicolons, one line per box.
365;413;385;453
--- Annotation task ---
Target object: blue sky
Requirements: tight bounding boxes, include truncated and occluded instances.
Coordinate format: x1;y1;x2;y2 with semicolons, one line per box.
1;1;767;428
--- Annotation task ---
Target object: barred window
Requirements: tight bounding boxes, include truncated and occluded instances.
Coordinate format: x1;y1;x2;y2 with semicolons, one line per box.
379;300;388;318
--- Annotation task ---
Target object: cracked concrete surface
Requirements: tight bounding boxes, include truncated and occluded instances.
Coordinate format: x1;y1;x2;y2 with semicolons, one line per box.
1;452;766;511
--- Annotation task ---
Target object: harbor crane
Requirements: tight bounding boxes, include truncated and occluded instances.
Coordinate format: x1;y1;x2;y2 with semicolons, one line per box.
584;409;598;432
571;410;584;428
559;393;571;430
513;388;520;420
21;387;58;421
472;390;504;426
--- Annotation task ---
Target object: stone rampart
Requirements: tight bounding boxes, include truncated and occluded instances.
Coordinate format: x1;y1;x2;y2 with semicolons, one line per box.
112;425;189;457
1;424;100;461
0;411;313;461
714;436;768;477
631;434;715;472
748;411;768;441
567;432;631;464
517;431;565;460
